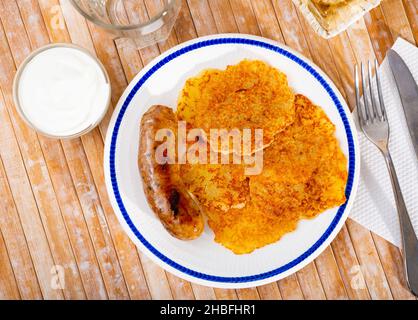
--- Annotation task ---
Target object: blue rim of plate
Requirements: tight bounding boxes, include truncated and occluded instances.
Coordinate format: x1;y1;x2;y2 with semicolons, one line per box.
109;37;355;284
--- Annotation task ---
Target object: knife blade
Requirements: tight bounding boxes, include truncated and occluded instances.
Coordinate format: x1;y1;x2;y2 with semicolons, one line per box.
388;49;418;160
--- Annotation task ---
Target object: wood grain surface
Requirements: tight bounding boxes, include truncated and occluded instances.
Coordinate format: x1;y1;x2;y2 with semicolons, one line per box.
0;0;417;300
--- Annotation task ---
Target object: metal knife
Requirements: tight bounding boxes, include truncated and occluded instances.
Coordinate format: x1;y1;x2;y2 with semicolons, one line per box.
387;49;418;160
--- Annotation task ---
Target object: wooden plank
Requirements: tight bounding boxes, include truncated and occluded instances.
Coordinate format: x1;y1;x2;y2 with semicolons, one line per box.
174;0;199;43
16;0;109;300
0;67;61;300
236;287;260;300
296;263;326;300
213;288;239;300
57;0;95;52
314;247;349;299
0;134;43;300
62;138;137;299
166;273;196;300
0;226;20;299
0;0;85;299
381;0;415;44
327;33;357;108
37;0;69;43
186;0;218;36
402;0;418;44
56;1;151;300
373;235;416;299
208;0;238;33
346;19;378;64
137;252;173;299
256;283;282;300
271;0;311;55
332;226;371;299
229;0;261;35
346;220;393;299
175;0;198;42
250;0;285;43
277;274;304;300
296;12;345;94
191;284;217;300
364;6;393;62
81;131;145;299
68;142;128;298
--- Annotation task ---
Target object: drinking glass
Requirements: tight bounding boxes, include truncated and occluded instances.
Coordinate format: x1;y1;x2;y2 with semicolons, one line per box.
69;0;181;48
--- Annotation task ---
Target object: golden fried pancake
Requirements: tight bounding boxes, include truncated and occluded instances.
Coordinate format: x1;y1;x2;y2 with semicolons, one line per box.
207;202;299;255
180;162;249;213
250;94;347;221
206;94;347;254
177;60;295;154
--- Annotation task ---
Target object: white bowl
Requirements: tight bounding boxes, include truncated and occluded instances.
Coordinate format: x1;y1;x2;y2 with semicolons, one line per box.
13;43;111;139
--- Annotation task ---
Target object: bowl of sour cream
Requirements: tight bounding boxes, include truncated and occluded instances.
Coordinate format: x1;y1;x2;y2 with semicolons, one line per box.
13;43;111;139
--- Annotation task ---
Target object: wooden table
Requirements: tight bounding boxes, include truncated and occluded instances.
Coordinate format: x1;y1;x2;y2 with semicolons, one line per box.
0;0;417;300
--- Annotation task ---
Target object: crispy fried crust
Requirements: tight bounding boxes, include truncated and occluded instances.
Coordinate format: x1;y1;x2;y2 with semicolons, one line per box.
177;60;295;154
206;94;348;254
180;162;249;213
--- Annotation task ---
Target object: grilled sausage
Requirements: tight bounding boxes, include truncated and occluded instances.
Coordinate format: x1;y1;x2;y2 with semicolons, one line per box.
138;105;204;240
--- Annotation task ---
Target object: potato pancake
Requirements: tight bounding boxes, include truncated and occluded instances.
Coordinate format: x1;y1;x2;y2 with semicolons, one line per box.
205;94;348;254
180;162;249;213
177;60;295;154
207;202;300;255
249;94;347;220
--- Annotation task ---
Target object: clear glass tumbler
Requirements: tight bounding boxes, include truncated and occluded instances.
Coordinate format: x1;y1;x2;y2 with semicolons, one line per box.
69;0;181;48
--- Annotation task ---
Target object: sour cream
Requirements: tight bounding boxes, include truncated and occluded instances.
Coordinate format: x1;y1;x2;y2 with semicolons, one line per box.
14;44;110;138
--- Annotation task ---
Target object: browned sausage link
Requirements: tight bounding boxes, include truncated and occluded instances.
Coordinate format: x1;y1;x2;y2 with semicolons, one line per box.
139;105;204;240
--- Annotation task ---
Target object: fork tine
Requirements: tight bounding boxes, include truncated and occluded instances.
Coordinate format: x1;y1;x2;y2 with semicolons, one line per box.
360;63;371;122
368;61;379;120
375;59;387;121
355;65;365;125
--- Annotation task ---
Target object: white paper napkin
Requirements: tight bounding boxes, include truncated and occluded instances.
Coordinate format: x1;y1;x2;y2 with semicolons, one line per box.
350;38;418;248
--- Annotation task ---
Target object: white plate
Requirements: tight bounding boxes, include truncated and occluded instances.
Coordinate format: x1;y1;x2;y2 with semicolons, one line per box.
104;34;360;288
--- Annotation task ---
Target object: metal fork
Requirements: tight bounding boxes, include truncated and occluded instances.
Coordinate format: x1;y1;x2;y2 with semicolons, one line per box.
355;61;418;296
